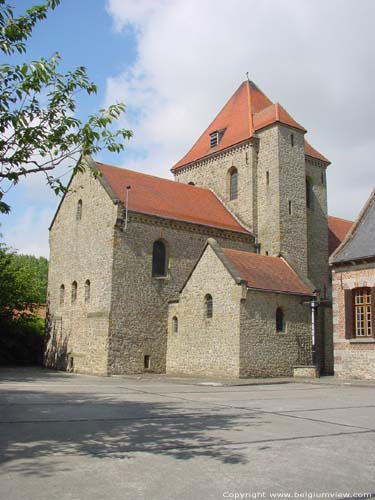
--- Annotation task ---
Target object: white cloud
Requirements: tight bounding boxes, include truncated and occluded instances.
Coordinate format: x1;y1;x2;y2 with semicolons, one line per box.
105;0;375;219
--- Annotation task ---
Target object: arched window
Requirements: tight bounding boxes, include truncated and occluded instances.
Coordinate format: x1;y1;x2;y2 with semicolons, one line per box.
85;280;91;303
76;199;82;221
306;178;312;209
205;294;213;319
188;182;195;186
229;167;238;200
71;281;77;304
172;316;178;333
276;307;284;332
59;284;65;306
152;240;167;277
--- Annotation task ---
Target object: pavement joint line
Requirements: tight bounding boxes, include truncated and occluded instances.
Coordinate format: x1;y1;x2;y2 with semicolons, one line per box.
2;429;373;459
216;403;373;431
94;386;375;432
1;380;374;433
0;412;254;425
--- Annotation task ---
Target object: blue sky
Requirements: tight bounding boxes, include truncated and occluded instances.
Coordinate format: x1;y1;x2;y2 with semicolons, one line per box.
1;0;374;257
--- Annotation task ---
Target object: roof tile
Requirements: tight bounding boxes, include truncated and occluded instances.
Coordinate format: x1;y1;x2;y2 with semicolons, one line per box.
96;162;249;234
223;248;312;295
173;80;328;171
328;216;353;256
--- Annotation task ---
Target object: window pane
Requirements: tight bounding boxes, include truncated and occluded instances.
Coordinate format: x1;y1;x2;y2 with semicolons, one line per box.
354;288;372;337
230;169;238;200
152;241;166;277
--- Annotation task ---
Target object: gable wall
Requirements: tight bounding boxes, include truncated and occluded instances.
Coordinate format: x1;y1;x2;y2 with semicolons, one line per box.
174;143;256;230
45;168;118;375
240;290;311;377
332;264;375;380
166;245;243;377
108;215;254;374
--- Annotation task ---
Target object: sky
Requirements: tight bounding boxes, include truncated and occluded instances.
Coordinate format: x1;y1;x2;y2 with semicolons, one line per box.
1;0;374;257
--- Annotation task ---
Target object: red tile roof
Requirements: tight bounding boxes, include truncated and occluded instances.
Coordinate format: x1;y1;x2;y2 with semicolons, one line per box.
328;216;353;256
96;162;249;234
304;139;330;163
172;80;329;171
223;248;312;295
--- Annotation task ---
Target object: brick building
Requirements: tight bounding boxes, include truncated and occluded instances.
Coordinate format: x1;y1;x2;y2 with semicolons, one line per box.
45;79;351;377
330;189;375;380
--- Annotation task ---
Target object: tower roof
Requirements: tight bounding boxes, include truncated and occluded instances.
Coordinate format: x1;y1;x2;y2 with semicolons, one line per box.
172;80;329;171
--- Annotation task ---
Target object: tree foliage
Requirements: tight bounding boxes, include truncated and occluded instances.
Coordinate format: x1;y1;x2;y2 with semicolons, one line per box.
0;0;132;214
0;238;48;318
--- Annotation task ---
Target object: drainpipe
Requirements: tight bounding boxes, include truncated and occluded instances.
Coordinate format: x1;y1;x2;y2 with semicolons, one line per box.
310;295;319;365
124;185;131;231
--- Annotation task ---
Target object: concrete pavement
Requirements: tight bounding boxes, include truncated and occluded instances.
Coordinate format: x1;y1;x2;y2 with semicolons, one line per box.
0;367;374;500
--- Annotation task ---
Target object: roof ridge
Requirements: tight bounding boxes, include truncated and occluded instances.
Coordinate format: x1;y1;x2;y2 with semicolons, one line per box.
96;161;222;195
328;215;353;223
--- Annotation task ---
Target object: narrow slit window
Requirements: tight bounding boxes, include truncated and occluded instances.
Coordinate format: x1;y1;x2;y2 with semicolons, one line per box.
266;171;269;185
276;307;285;332
84;280;91;303
59;284;65;306
229;167;238;200
172;316;178;333
290;133;294;146
288;200;292;215
205;294;213;319
71;281;77;304
306;178;312;209
76;200;82;221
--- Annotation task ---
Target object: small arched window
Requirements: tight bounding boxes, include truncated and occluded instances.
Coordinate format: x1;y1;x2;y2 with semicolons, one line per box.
205;294;213;319
71;281;78;304
172;316;178;333
229;167;238;200
84;280;91;303
59;284;65;306
152;240;167;277
76;199;82;221
276;307;284;332
306;178;312;209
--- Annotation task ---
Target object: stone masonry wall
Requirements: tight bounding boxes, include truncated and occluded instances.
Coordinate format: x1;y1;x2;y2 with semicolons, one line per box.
332;264;375;380
277;125;308;278
109;215;254;375
256;126;280;256
240;290;312;377
305;159;332;373
166;245;243;377
45;168;118;375
305;159;329;294
174;143;256;230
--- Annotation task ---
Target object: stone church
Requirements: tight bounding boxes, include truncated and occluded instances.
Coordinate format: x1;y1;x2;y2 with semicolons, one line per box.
45;79;351;377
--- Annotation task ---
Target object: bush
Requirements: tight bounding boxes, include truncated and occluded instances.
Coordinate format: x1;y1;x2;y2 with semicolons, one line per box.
0;315;45;365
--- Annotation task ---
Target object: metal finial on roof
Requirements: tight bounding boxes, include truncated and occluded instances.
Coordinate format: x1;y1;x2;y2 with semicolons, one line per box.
246;71;250;81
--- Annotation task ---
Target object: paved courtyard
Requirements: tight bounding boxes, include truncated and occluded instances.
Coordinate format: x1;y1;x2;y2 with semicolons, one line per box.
0;368;374;500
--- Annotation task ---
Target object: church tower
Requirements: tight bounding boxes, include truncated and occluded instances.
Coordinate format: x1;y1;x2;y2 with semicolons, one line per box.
172;79;330;290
